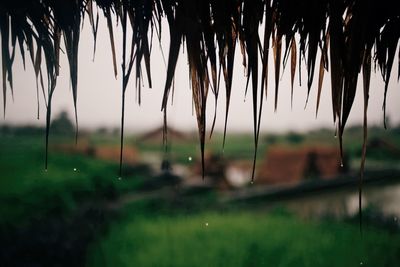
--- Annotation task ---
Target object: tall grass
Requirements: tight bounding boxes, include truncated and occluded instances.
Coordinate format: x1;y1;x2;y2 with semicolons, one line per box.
87;211;400;267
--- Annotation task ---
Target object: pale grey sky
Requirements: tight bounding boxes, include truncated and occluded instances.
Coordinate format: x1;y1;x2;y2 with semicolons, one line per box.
2;17;400;134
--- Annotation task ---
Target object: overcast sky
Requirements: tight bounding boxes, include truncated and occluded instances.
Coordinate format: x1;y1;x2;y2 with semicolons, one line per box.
2;17;400;134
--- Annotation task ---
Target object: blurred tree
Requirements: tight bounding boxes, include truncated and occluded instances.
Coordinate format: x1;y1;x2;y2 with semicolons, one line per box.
95;127;109;136
51;110;74;136
264;134;278;145
286;132;304;144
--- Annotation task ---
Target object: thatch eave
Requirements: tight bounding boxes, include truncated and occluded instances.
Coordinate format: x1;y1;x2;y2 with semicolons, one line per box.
0;1;399;190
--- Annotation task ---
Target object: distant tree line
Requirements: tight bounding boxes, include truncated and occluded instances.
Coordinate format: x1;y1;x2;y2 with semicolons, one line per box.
1;111;74;137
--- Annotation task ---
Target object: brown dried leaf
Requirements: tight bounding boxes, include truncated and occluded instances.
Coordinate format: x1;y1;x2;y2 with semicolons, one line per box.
273;34;282;111
315;53;325;117
105;11;118;78
290;39;296;108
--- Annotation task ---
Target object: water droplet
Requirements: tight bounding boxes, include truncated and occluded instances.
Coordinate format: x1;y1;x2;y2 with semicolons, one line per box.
73;168;77;172
188;156;192;162
250;181;254;185
340;162;344;168
118;177;122;181
205;222;209;227
394;217;398;222
360;261;363;266
44;169;48;172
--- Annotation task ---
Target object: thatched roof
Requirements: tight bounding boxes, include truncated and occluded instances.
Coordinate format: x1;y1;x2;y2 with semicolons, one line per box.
1;0;399;183
258;146;346;185
138;126;189;143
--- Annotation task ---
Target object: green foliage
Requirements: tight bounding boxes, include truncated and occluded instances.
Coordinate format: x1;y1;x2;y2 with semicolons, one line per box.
0;135;147;225
285;132;304;144
1;128;400;266
87;212;400;267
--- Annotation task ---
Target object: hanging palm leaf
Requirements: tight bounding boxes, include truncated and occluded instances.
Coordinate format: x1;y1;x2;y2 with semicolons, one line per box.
0;1;399;210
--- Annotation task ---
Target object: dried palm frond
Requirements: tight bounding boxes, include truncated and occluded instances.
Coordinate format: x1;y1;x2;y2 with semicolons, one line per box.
1;0;399;193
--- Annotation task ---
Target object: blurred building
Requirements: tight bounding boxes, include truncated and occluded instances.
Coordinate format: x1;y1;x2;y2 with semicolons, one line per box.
257;145;348;185
225;160;253;187
189;152;230;190
138;126;189;143
90;146;139;165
